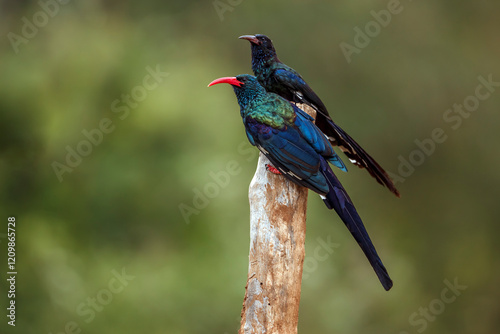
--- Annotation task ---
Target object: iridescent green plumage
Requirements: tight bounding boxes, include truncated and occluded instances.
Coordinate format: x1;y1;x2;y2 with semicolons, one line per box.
246;94;295;130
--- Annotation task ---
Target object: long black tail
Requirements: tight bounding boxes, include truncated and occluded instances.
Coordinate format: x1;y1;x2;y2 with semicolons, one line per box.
320;158;393;291
315;116;400;198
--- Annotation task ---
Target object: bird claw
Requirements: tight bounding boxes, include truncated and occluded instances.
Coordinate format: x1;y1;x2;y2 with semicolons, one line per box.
265;164;281;175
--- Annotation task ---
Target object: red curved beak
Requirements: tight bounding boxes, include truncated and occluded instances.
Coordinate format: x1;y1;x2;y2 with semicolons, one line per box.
238;35;260;45
208;76;243;87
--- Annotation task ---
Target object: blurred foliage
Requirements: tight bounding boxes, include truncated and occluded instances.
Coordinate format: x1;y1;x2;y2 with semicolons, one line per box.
1;0;499;333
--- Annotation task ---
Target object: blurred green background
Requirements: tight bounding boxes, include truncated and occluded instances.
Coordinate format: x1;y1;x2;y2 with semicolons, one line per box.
1;0;499;333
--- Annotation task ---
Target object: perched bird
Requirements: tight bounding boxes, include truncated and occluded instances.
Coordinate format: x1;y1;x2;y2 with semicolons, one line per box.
239;34;400;197
208;74;393;291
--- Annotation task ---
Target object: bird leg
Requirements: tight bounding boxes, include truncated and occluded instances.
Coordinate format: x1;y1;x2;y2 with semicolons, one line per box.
265;164;282;175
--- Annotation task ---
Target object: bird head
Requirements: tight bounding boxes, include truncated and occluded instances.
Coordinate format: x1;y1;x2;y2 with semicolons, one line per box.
208;74;266;111
239;34;278;66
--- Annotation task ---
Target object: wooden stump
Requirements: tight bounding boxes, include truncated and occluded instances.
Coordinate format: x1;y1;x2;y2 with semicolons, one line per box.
239;104;315;334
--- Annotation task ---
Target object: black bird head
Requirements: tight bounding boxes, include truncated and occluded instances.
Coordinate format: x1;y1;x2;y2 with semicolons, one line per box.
208;74;266;111
239;34;275;51
239;34;279;69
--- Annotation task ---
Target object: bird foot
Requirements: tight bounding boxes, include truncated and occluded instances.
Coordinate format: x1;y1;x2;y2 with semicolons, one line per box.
265;164;281;175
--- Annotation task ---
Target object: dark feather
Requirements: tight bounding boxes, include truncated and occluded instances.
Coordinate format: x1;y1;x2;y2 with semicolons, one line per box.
320;158;393;291
325;120;401;197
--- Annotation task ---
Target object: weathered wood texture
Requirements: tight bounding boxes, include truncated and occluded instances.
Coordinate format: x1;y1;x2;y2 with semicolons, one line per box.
239;104;315;334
